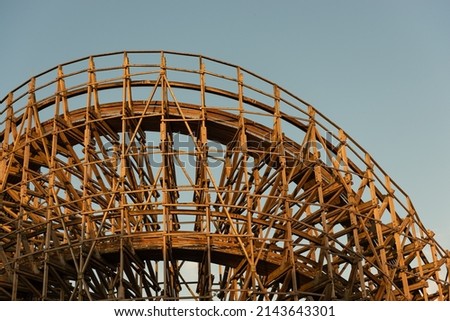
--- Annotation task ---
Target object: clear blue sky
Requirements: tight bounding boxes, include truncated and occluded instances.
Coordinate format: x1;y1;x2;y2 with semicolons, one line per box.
1;0;449;248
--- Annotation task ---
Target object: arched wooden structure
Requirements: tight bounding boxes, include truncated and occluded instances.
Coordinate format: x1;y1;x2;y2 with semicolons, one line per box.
0;51;448;300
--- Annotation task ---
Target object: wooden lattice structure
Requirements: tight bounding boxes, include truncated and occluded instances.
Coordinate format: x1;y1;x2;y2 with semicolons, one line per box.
0;51;448;300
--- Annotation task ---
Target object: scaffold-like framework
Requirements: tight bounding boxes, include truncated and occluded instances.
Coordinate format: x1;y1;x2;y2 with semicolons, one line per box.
0;51;448;300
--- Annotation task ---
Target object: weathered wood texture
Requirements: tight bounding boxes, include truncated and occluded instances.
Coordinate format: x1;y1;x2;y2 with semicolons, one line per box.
0;51;448;300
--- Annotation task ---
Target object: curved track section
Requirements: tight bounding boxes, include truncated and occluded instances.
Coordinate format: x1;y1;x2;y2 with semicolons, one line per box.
0;51;448;300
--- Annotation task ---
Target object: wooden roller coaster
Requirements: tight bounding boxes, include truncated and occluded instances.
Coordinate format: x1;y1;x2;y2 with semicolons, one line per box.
0;51;448;300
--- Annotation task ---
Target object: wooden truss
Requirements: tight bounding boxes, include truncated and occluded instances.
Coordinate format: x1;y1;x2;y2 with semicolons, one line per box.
0;51;448;300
